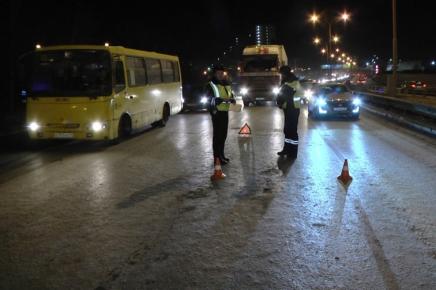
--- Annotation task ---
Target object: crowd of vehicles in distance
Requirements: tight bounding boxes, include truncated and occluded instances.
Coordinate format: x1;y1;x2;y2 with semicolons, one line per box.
400;80;427;93
237;45;288;106
307;83;361;120
24;45;183;141
350;73;368;84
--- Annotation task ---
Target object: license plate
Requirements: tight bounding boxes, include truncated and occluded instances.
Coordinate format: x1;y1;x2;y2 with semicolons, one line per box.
54;132;74;139
333;107;347;111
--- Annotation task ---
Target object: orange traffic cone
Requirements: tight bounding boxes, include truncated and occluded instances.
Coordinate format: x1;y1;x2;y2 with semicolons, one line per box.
211;158;226;181
337;159;353;186
238;123;252;135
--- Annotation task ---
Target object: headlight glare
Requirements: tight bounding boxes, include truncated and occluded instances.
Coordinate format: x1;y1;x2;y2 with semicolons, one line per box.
28;122;40;132
304;89;313;99
352;97;361;106
200;96;208;104
91;121;104;132
317;97;327;107
273;87;280;95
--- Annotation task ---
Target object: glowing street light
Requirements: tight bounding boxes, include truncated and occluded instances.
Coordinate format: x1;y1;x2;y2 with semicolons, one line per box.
313;37;321;45
335;48;340;53
321;48;326;54
330;54;335;58
341;11;350;22
333;35;339;43
309;13;320;24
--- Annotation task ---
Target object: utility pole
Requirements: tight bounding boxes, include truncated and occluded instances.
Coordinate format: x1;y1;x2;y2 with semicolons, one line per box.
328;22;332;78
391;0;398;97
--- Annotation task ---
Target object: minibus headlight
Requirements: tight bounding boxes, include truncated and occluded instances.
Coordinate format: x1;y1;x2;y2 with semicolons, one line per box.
91;121;104;132
28;122;40;132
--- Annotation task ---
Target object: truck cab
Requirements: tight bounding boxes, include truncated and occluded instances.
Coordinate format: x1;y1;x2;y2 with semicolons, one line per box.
237;45;288;105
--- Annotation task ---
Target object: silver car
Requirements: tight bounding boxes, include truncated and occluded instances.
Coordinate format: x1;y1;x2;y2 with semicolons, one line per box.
308;83;361;120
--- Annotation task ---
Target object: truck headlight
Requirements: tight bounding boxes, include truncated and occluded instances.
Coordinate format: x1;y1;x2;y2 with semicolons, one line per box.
272;87;280;95
200;96;208;104
240;87;248;95
28;121;40;132
91;121;105;132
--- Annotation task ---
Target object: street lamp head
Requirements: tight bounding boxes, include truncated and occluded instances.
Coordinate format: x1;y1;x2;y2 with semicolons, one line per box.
313;37;321;45
330;54;335;58
333;35;339;42
309;13;319;24
321;48;326;54
340;11;350;23
335;48;340;53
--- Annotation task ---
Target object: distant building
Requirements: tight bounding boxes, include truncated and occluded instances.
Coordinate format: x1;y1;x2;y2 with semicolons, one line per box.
254;25;276;45
386;61;424;72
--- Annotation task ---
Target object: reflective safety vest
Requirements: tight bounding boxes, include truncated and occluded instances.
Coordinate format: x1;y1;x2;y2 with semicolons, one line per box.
209;81;233;111
281;81;302;109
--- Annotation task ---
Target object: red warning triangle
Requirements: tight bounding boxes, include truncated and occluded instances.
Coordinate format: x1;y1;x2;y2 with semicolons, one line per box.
238;123;252;135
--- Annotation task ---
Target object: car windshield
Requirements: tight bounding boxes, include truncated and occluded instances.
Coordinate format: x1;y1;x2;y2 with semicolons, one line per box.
319;85;348;95
30;50;112;97
242;54;278;72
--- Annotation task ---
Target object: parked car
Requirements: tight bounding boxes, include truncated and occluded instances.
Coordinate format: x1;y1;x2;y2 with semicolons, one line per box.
308;83;361;120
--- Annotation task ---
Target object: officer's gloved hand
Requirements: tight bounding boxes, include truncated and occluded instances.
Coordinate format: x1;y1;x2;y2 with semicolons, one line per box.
230;98;236;104
214;98;223;105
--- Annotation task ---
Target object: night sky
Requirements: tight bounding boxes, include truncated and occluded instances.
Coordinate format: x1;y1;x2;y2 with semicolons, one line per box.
7;0;436;71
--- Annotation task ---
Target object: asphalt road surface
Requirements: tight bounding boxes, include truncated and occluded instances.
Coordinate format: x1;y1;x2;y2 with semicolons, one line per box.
1;106;435;289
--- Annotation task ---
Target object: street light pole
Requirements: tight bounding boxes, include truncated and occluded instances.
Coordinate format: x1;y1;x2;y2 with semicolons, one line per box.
328;22;332;77
391;0;398;97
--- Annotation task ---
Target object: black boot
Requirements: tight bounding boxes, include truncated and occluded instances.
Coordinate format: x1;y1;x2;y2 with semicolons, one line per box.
288;145;298;159
277;143;291;156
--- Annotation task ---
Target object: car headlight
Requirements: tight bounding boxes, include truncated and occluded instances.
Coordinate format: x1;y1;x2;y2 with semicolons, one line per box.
28;121;40;132
240;87;248;95
304;89;313;99
352;97;361;106
272;87;280;95
316;97;327;107
200;96;208;104
91;121;105;132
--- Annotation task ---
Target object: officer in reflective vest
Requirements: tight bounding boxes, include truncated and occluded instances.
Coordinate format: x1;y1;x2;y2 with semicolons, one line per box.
205;64;236;165
276;66;302;158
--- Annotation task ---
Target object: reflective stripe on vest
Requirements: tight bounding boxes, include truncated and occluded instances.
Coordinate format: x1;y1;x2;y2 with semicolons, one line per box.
209;82;232;111
284;81;301;109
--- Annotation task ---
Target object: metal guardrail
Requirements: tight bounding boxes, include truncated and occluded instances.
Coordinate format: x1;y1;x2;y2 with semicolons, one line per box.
356;90;436;137
357;91;436;120
360;85;436;97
